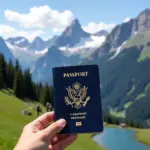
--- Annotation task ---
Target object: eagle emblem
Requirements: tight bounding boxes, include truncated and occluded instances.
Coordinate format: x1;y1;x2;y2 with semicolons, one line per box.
65;82;90;109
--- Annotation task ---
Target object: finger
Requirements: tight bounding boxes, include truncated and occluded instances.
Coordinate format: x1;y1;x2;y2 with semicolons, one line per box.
52;136;59;145
52;134;70;145
42;119;66;139
58;134;70;140
53;134;77;150
32;112;54;130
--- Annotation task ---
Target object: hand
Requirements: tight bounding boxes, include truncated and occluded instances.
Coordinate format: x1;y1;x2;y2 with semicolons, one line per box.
14;111;77;150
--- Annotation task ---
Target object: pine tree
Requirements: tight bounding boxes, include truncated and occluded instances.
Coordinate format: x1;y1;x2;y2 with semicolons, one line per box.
31;81;38;101
13;71;20;97
6;59;14;88
0;54;4;89
135;121;141;128
44;84;51;105
0;54;7;88
15;59;20;72
49;85;53;106
24;69;36;100
35;82;43;101
39;86;45;104
129;121;134;127
106;115;113;124
103;115;108;122
13;69;24;98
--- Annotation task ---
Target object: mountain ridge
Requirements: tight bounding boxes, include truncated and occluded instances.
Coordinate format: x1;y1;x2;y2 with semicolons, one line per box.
0;37;15;62
89;8;150;58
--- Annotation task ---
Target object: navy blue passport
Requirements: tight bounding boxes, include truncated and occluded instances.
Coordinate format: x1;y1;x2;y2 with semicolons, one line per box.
52;65;103;134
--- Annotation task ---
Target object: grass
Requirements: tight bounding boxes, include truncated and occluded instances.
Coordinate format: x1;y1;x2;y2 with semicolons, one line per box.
125;31;150;48
0;90;45;149
66;134;105;150
123;31;150;62
124;102;133;108
144;83;150;93
138;46;150;62
127;85;135;96
135;93;146;101
0;90;105;150
135;129;150;146
109;109;125;118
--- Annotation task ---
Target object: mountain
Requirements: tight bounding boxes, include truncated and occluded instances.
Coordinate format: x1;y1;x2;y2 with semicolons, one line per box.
6;41;48;70
45;36;59;48
3;19;106;72
32;46;87;84
6;37;30;48
0;37;15;62
91;8;150;57
83;8;150;127
1;8;150;127
29;36;46;51
5;36;49;70
55;19;90;47
32;19;107;84
94;30;108;37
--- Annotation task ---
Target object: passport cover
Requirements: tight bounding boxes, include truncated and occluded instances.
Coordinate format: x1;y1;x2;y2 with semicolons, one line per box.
52;64;103;134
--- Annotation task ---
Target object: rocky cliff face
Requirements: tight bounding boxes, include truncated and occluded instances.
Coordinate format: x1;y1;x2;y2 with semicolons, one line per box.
93;9;150;56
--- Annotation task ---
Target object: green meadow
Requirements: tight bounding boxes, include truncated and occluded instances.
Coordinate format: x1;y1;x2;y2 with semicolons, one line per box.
0;90;105;150
135;129;150;146
0;89;150;150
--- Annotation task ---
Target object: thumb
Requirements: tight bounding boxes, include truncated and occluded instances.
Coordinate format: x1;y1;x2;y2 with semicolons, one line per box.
42;119;66;139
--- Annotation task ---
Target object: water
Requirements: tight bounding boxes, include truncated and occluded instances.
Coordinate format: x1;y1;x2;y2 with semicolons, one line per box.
93;128;150;150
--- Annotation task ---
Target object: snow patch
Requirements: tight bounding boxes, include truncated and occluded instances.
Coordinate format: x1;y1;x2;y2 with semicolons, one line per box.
6;42;48;69
109;41;127;60
35;49;48;55
133;31;138;35
15;38;26;44
59;35;106;56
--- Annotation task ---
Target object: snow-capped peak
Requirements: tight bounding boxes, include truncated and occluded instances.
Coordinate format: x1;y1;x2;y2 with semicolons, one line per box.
59;35;106;57
15;38;26;44
6;37;30;48
5;42;48;69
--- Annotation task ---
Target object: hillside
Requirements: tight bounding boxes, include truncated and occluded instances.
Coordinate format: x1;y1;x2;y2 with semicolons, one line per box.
0;90;105;150
0;89;44;149
82;9;150;127
136;129;150;146
83;45;150;127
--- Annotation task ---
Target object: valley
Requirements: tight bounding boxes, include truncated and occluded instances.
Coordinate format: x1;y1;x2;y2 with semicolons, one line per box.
0;7;150;135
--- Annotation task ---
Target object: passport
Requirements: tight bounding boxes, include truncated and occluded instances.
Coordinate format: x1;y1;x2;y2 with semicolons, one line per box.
52;65;103;134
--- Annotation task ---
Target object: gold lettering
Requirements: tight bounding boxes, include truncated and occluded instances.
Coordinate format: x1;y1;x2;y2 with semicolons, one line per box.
85;72;88;76
63;72;88;78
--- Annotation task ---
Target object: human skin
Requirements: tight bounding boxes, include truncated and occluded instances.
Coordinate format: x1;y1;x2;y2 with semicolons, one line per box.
13;111;77;150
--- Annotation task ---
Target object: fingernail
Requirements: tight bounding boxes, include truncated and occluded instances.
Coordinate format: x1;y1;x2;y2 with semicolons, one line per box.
58;119;66;127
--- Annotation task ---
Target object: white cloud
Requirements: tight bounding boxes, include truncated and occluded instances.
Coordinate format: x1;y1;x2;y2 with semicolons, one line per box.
123;17;131;23
82;22;116;34
0;24;44;42
4;5;74;33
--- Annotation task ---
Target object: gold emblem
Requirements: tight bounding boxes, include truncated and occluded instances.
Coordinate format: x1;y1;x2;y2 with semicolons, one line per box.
65;82;90;109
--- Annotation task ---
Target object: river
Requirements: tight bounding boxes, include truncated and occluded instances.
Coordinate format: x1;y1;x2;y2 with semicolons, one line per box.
93;128;150;150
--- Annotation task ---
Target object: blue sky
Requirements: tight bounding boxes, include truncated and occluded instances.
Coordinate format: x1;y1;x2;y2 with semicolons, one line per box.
0;0;149;41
